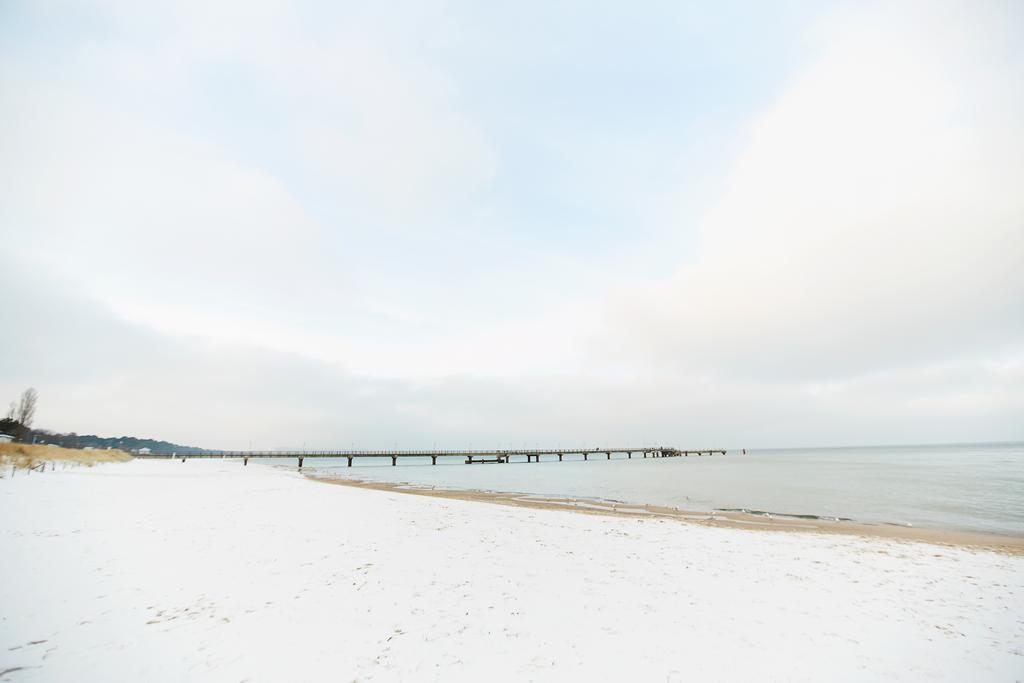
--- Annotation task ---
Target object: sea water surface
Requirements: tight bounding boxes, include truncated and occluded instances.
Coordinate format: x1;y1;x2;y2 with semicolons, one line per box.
281;442;1024;536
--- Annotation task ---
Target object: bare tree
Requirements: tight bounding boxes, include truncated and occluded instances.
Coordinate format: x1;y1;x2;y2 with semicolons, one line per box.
16;388;38;438
5;401;13;421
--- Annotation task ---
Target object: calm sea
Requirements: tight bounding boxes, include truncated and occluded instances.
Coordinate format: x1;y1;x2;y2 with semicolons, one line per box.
285;442;1024;537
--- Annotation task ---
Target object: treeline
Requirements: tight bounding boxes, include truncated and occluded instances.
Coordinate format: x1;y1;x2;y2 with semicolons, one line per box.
2;387;205;453
27;431;206;454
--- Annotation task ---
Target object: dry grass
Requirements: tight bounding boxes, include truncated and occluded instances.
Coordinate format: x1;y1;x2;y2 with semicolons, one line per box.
0;442;133;470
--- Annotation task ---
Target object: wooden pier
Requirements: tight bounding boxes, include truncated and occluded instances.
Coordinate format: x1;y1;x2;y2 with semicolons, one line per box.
134;447;726;468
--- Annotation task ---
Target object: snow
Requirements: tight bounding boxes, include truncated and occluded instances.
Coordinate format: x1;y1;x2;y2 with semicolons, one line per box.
1;460;1022;681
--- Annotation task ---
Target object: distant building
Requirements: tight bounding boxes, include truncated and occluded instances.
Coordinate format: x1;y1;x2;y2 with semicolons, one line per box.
138;447;152;455
0;433;13;443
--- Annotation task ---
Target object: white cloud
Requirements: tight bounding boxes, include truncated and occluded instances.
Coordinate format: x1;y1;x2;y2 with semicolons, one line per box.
288;39;497;221
602;0;1024;381
0;2;501;375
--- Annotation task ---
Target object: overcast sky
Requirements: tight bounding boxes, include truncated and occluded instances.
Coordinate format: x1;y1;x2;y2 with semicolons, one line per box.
2;0;1022;450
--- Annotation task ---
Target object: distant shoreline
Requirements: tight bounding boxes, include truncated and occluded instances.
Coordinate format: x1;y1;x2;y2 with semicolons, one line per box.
309;473;1024;555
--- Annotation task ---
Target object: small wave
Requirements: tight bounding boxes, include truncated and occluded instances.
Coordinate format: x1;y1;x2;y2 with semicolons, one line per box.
716;508;854;523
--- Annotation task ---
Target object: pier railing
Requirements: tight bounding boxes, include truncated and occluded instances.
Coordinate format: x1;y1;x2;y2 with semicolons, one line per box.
133;447;726;467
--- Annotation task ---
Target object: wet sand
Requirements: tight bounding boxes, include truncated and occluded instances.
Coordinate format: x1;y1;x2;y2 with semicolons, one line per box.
309;473;1024;555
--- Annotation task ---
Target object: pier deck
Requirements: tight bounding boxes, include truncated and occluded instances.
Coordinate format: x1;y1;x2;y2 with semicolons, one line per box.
134;447;726;468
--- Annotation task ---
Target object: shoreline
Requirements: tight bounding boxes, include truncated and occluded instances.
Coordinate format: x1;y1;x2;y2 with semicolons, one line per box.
308;472;1024;555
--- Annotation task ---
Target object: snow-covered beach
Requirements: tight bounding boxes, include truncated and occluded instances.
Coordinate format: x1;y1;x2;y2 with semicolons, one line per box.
2;460;1022;681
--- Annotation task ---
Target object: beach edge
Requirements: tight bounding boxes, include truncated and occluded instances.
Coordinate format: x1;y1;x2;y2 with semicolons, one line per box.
307;472;1024;555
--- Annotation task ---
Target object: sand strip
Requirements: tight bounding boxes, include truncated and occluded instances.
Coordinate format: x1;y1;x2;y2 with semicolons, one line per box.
309;473;1024;555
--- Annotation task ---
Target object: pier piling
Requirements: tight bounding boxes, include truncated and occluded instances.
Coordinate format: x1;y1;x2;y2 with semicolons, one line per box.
136;446;726;467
